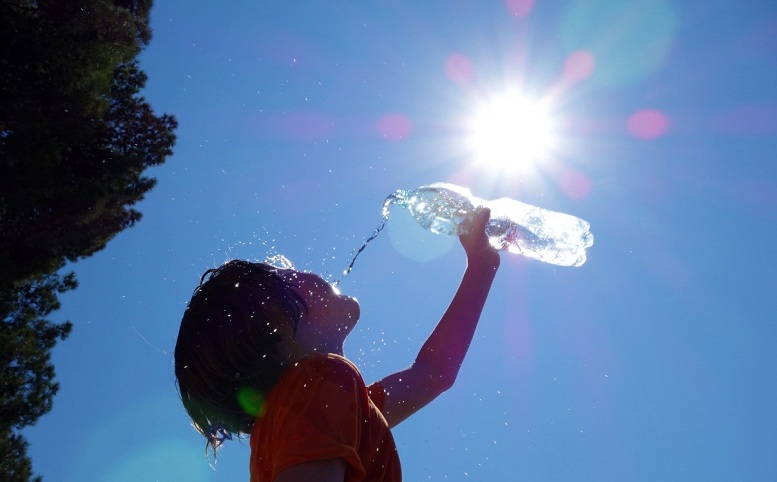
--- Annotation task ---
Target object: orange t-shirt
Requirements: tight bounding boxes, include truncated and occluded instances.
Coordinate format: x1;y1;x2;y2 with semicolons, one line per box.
249;353;401;482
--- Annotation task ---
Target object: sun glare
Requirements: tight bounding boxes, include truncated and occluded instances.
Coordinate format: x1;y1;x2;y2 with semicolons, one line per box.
467;92;555;171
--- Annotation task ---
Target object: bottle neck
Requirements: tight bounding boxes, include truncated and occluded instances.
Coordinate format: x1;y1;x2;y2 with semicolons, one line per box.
382;189;409;217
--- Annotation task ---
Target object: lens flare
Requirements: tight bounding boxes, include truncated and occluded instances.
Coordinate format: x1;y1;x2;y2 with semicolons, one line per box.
237;386;266;417
627;109;670;140
445;53;475;84
560;0;678;86
504;0;535;18
563;50;596;82
561;169;593;199
377;113;413;140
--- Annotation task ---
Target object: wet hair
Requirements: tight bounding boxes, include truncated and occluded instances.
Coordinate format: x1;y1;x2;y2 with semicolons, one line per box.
174;260;307;455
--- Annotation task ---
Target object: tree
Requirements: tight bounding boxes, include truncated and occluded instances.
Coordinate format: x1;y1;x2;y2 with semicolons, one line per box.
0;1;176;479
0;275;74;482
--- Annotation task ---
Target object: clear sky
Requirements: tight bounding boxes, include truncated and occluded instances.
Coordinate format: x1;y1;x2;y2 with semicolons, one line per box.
25;0;777;480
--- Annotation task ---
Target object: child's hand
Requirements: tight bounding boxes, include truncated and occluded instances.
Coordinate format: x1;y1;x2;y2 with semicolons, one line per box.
460;207;500;268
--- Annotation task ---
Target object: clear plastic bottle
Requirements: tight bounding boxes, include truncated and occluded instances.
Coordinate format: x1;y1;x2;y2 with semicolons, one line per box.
387;182;594;267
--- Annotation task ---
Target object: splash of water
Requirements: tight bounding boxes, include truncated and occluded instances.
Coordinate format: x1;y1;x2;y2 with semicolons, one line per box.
265;254;295;270
335;191;404;286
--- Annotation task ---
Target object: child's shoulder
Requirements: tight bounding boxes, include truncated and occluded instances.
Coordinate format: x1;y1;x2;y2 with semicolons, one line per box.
296;353;361;378
284;353;365;392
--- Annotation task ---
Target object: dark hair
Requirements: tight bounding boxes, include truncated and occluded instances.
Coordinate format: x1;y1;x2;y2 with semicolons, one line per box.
174;260;307;455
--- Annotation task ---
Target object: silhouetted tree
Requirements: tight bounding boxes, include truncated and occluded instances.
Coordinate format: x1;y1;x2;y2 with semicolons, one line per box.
0;1;176;479
0;274;74;482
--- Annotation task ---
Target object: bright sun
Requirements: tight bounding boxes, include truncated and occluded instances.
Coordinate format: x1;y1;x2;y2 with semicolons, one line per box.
467;92;555;170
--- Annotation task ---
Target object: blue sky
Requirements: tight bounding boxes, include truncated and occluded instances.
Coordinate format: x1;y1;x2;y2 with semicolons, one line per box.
25;0;777;480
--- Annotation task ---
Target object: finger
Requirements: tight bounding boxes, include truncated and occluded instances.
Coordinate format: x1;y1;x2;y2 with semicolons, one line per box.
474;207;491;230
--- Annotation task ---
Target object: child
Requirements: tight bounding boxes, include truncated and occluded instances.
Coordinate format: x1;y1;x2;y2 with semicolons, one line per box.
174;208;500;481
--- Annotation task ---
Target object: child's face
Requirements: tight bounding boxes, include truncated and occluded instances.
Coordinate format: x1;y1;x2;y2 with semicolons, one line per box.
277;269;360;354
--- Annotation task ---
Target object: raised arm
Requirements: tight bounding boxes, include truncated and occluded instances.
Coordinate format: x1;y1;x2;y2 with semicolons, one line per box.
378;208;500;428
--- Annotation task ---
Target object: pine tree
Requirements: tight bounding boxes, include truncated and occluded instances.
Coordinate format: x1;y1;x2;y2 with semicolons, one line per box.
0;1;176;479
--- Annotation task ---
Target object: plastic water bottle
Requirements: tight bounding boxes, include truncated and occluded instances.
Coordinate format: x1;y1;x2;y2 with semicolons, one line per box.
387;182;594;267
337;182;594;283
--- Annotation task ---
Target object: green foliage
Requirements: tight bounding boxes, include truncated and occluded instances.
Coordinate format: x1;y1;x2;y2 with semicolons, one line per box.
0;1;175;479
0;275;74;481
0;274;75;430
0;431;42;482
